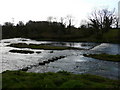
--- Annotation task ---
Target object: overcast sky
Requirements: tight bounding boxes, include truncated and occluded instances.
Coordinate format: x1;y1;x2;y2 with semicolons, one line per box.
0;0;119;27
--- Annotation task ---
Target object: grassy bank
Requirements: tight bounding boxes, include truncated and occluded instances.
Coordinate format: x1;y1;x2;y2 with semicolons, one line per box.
83;54;120;62
2;70;120;88
7;43;85;50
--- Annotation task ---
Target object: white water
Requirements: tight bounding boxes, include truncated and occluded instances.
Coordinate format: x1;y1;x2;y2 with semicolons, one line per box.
0;38;120;80
91;43;120;55
0;38;82;73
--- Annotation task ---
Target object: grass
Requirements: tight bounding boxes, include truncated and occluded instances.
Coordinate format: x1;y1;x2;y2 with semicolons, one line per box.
2;70;120;88
83;54;120;62
72;29;120;43
102;29;119;43
7;43;85;50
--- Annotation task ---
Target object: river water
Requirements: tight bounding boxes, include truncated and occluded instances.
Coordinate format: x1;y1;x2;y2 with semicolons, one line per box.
0;38;120;80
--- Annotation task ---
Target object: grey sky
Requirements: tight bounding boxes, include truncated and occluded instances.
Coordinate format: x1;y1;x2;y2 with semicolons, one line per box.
0;0;119;27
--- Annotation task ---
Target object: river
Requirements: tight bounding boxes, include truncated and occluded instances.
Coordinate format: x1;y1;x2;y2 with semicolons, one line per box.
0;38;120;80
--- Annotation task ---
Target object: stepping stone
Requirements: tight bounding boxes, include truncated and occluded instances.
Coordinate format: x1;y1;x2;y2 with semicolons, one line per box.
50;51;54;53
43;61;50;63
21;67;28;71
36;51;41;54
48;59;54;62
39;62;45;65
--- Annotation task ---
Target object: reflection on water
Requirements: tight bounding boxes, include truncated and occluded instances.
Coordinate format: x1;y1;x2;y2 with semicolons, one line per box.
0;38;120;80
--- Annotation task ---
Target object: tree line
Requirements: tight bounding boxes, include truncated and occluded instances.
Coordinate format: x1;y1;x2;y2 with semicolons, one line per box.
2;8;120;41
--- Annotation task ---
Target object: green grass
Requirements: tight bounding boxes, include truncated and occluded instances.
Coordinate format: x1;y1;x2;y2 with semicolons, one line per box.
7;43;85;50
102;29;119;43
2;70;120;88
74;29;119;43
83;54;120;62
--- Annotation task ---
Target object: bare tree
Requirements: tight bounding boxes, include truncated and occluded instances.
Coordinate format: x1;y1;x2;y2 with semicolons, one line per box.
66;15;74;28
59;17;67;27
89;8;115;33
17;21;24;26
53;17;57;22
114;16;119;28
47;16;53;22
60;17;64;24
4;22;14;27
80;20;90;28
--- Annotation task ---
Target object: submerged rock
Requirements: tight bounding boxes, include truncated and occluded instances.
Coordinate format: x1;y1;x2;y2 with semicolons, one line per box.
9;49;34;54
36;51;41;54
50;51;54;53
43;61;50;63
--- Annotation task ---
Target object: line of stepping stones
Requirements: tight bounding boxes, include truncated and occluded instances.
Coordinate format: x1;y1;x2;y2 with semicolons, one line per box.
20;55;66;71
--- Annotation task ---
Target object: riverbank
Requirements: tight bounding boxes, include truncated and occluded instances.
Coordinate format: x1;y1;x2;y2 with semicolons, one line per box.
83;54;120;62
2;70;120;88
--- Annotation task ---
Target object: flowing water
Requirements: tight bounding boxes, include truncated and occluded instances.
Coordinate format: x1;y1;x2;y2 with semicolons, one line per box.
0;38;120;80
